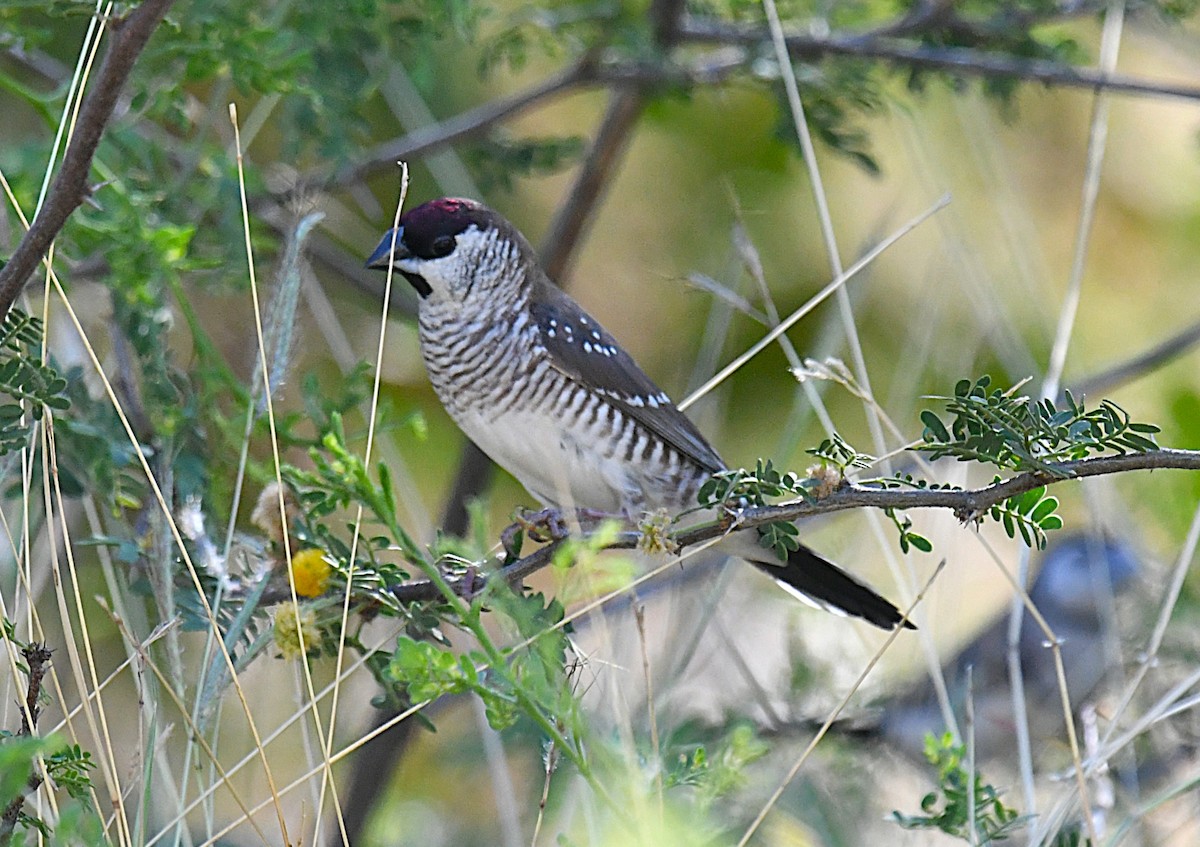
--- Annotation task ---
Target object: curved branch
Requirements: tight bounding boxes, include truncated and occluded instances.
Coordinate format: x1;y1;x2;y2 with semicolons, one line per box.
296;52;748;196
0;0;176;320
309;58;594;193
391;447;1200;603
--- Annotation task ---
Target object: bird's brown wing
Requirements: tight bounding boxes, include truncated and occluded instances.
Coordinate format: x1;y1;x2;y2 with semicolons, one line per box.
530;284;725;474
532;284;910;631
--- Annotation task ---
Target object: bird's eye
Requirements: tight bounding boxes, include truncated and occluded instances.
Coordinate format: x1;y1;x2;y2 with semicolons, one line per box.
430;234;456;258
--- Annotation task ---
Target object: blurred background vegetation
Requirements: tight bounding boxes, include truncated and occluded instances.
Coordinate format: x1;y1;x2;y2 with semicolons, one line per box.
2;0;1200;844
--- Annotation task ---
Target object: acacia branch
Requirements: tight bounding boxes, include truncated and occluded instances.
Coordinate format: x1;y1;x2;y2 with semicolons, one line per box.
391;447;1200;604
0;0;176;321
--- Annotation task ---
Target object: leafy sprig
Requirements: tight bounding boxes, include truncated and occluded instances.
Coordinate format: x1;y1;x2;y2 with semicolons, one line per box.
806;432;874;472
386;587;572;733
698;459;812;510
663;724;769;809
697;459;819;559
0;308;69;457
989;483;1063;549
919;376;1159;474
275;417;607;799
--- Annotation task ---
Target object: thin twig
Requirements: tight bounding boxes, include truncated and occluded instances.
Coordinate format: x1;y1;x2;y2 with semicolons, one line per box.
540;90;647;282
633;602;664;818
677;18;1200;103
1072;316;1200;397
679;194;950;411
296;50;745;197
311;59;593;193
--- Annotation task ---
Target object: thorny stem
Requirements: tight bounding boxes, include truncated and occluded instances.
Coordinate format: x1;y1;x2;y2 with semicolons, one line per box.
0;643;54;846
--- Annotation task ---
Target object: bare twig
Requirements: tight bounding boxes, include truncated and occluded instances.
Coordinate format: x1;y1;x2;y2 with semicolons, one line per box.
0;0;176;320
677;18;1200;103
300;51;747;197
1072;316;1200;397
540;89;647;282
633;602;664;817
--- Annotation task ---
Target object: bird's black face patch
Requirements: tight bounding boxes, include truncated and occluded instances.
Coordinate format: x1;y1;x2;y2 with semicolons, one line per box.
400;271;433;298
399;198;492;260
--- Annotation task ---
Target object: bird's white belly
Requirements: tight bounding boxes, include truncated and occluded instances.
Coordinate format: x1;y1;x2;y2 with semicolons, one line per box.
453;404;637;512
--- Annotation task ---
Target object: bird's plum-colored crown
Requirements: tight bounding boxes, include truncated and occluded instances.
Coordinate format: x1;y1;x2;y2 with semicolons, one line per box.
399;197;494;260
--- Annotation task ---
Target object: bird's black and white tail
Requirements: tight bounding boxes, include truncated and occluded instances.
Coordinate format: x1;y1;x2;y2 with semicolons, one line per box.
747;543;914;630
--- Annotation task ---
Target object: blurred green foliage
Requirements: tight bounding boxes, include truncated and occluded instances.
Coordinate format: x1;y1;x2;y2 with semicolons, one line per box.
892;732;1024;843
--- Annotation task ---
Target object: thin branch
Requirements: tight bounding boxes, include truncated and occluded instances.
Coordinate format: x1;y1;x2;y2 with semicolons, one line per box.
291;51;747;197
390;447;1200;604
1072;316;1200;397
540;89;647;281
677;18;1200;103
0;0;176;320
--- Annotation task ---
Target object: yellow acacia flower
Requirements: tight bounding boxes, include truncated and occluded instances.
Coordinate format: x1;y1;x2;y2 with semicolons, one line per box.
274;601;319;660
289;548;332;598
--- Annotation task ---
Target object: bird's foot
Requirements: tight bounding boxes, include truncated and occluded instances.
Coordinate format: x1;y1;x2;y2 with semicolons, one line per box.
457;564;485;600
502;508;562;562
510;507;571;544
501;507;623;561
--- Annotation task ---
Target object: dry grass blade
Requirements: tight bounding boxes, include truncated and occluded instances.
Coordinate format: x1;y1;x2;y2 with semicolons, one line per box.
679;194;950;412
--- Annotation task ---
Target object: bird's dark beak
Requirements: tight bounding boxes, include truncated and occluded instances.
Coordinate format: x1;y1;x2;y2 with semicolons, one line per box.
366;227;409;269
